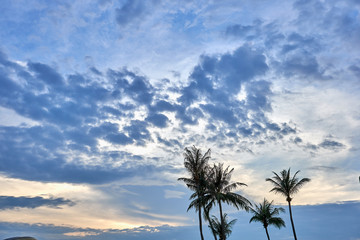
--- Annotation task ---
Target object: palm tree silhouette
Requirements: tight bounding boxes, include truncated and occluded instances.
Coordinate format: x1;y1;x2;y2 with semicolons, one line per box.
208;213;237;240
249;198;286;240
178;146;211;240
205;163;251;240
266;168;310;240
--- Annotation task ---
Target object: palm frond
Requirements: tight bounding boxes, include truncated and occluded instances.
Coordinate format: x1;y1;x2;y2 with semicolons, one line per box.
268;217;286;229
266;168;310;200
290;177;311;195
249;198;286;230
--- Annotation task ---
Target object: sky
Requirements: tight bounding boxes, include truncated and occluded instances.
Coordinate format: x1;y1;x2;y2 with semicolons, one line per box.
0;0;359;239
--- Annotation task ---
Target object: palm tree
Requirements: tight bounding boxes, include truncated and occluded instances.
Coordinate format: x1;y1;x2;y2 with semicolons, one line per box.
266;168;310;240
205;163;251;240
208;214;237;240
249;198;286;240
178;146;211;240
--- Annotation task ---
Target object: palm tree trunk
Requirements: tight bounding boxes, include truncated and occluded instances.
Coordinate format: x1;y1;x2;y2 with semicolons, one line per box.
198;207;205;240
204;207;217;240
218;200;225;240
287;200;297;240
208;217;217;240
265;227;270;240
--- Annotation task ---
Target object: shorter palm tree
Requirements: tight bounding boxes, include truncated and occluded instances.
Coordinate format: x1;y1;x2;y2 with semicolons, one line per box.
249;198;286;240
208;213;237;240
205;163;251;240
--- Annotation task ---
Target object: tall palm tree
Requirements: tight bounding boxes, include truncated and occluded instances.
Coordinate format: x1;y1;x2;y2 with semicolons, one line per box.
249;198;286;240
178;146;211;240
266;168;310;240
205;163;251;240
208;214;237;240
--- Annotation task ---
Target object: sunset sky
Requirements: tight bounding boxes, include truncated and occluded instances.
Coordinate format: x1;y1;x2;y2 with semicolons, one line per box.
0;0;359;239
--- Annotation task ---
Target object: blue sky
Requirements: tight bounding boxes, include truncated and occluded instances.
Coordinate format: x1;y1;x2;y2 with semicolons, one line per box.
0;0;359;239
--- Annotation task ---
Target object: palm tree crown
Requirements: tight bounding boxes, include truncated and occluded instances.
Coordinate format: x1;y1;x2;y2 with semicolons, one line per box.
209;213;237;240
250;198;285;228
206;163;251;211
266;168;310;202
249;198;285;240
178;146;211;240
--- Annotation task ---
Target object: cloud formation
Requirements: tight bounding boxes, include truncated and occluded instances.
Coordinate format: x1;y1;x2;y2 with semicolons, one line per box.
0;196;75;210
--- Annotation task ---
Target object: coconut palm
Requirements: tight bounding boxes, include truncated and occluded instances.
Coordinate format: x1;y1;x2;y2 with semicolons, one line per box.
208;214;237;240
249;198;286;240
178;146;211;240
266;168;310;240
205;163;251;240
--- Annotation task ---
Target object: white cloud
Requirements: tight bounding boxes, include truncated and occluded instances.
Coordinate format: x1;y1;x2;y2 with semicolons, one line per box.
64;231;100;237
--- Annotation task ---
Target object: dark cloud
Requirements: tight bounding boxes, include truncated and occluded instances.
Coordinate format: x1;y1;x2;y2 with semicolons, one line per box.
245;80;272;112
146;113;169;128
0;125;160;184
280;123;297;135
89;122;119;138
349;65;360;78
151;100;177;112
319;139;345;150
238;127;252;137
115;0;147;26
225;24;254;38
201;104;237;125
279;53;326;79
105;132;134;145
101;106;123;117
108;68;154;105
281;33;321;54
301;138;346;153
174;105;199;126
0;196;75;210
225;20;263;40
123;120;151;145
216;46;269;93
294;136;303;144
90;67;102;76
0;52;165;183
27;62;64;86
175;45;275;135
305;143;318;151
178;45;268;106
115;0;159;27
156;135;181;148
65;127;98;149
293;0;360;51
307;165;338;172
